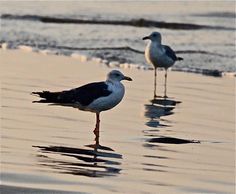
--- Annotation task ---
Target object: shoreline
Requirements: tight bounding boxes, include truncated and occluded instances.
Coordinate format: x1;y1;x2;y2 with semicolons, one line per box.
1;44;235;78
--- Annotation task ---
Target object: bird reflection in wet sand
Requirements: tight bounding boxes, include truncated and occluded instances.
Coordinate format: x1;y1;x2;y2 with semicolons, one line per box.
144;96;200;145
144;96;181;128
33;130;122;177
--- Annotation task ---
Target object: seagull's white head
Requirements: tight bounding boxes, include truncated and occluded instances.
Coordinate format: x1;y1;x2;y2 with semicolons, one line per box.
107;70;132;82
143;32;162;43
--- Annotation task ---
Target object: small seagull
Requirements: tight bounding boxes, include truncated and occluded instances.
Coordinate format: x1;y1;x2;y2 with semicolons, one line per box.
143;31;183;98
32;70;132;134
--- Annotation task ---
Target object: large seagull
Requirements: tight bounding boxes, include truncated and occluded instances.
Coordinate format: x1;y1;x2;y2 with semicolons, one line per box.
32;70;132;134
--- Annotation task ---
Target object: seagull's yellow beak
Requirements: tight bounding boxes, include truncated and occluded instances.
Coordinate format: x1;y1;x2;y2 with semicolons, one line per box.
123;76;132;81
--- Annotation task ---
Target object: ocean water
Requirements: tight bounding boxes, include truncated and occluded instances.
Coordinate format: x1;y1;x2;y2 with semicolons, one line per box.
0;1;235;75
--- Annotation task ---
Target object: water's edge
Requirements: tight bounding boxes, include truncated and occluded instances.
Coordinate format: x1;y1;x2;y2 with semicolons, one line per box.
1;44;235;78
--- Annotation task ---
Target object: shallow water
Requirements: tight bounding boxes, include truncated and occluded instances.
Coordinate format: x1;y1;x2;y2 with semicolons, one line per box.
1;50;235;194
0;1;235;74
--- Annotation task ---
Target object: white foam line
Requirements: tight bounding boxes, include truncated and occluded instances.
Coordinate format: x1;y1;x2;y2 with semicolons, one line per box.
1;45;235;77
17;45;36;52
0;43;8;50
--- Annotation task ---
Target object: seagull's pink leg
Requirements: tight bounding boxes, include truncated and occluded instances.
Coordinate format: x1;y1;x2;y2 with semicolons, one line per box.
93;113;100;136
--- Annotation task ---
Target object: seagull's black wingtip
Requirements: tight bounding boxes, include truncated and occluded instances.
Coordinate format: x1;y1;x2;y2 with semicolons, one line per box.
177;57;183;61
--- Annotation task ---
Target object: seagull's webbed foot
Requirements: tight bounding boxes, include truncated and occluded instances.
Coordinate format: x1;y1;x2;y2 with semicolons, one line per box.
154;94;163;99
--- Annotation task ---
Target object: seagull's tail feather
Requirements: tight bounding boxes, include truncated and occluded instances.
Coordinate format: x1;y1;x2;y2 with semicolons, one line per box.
177;57;183;61
32;91;60;103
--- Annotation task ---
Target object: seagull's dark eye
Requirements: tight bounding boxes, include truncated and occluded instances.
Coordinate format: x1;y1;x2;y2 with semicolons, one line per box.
114;73;120;77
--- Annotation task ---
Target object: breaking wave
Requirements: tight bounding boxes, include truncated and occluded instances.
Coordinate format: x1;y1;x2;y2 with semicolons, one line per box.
1;14;235;30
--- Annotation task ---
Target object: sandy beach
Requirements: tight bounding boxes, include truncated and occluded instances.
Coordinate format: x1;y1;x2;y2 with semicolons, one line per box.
0;49;235;194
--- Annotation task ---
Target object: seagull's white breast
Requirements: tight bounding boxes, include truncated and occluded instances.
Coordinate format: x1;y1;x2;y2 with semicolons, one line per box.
86;81;125;113
145;42;174;68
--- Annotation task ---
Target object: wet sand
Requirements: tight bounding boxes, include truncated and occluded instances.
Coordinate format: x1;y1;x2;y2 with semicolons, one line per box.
0;185;79;194
1;50;235;194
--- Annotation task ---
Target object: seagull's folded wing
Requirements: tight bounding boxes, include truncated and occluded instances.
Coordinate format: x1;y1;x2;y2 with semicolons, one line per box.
33;82;112;106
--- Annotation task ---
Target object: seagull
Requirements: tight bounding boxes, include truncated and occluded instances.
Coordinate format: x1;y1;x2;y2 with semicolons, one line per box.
143;31;183;98
32;70;132;135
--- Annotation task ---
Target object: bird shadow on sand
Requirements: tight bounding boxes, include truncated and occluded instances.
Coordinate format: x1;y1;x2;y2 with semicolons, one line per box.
144;96;200;146
33;131;122;178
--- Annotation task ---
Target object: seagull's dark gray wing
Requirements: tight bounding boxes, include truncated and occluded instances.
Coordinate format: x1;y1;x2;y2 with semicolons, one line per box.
163;45;183;61
163;45;178;61
33;82;112;106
